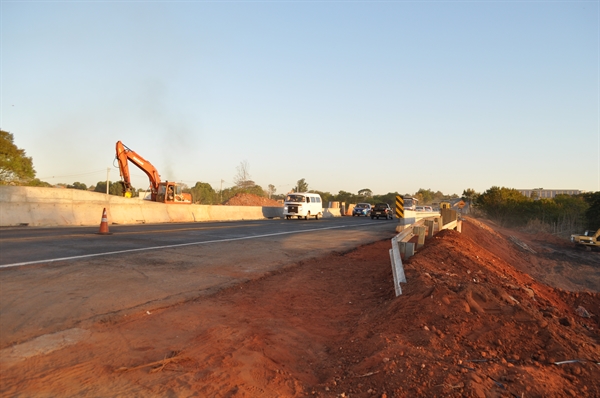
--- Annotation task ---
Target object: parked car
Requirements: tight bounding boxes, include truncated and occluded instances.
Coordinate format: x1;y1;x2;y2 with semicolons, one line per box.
424;206;433;212
352;203;372;217
371;203;393;220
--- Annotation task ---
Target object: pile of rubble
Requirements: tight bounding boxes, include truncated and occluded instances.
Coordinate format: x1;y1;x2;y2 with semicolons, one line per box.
223;193;282;207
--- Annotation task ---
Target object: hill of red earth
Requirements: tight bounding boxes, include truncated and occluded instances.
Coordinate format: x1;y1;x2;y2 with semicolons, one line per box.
223;192;282;206
1;217;598;397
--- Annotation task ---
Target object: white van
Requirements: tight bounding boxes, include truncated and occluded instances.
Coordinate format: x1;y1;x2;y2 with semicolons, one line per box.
283;192;323;220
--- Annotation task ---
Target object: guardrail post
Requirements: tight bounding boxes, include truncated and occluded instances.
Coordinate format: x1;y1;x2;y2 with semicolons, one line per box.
389;211;462;299
425;220;434;238
390;236;407;296
389;250;401;296
405;242;415;259
415;226;426;249
399;241;406;256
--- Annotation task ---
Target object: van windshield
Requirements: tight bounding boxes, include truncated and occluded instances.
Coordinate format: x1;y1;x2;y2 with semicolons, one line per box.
286;194;305;203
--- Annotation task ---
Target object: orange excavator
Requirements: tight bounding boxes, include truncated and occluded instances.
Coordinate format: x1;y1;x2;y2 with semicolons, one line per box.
115;141;192;204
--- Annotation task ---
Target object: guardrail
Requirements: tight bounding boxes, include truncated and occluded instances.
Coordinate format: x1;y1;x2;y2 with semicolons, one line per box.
389;210;462;296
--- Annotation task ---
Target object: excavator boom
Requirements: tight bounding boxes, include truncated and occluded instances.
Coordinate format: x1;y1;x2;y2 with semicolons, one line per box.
115;141;192;204
116;141;162;199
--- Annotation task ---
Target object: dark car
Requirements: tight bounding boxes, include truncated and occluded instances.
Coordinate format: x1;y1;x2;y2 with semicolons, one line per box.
352;203;372;217
371;203;393;220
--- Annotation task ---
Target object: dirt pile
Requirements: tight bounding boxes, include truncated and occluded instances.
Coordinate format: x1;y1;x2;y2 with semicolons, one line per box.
354;224;600;398
1;217;598;397
223;192;282;207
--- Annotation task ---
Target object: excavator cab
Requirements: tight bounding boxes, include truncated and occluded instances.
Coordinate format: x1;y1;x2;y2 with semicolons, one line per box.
156;182;191;203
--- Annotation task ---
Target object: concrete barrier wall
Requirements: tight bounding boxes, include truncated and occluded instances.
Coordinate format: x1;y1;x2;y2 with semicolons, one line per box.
0;186;343;227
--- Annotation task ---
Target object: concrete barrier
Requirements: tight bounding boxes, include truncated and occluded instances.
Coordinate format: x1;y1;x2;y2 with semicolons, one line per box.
323;208;343;218
0;186;343;227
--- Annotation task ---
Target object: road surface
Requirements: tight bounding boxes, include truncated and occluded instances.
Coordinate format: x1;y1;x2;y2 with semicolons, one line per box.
0;217;397;349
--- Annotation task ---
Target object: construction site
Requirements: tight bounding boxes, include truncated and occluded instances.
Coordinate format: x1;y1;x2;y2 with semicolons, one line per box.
0;213;598;397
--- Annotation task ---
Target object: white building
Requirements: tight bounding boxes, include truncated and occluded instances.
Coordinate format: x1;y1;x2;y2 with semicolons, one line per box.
518;189;582;199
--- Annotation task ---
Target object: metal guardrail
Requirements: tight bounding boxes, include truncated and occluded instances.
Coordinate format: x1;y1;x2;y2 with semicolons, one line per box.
389;211;462;296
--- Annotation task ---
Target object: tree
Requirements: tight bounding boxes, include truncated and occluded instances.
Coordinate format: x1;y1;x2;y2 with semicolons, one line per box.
312;190;333;206
94;182;108;194
582;191;600;229
372;192;400;206
219;184;266;203
358;188;372;198
530;188;541;200
267;184;276;199
0;130;35;185
475;186;528;226
335;190;354;205
415;188;435;204
548;194;587;231
190;182;216;204
244;185;266;197
462;188;477;213
432;191;445;203
294;178;308;193
462;188;476;202
67;182;88;190
94;181;126;196
28;178;52;187
234;160;254;189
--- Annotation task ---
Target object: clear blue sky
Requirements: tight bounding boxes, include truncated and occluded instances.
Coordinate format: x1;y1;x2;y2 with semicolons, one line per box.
2;0;599;196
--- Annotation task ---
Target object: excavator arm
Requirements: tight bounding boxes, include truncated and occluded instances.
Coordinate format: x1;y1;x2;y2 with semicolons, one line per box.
115;141;161;199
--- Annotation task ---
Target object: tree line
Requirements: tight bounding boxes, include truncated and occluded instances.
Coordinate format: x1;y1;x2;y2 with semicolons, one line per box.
2;130;597;232
0;132;460;207
471;187;599;234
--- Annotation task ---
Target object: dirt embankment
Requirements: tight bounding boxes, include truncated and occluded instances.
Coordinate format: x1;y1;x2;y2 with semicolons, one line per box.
223;193;282;206
1;217;599;397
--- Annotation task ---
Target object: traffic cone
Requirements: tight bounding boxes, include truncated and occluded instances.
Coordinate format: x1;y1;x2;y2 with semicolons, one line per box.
97;208;112;235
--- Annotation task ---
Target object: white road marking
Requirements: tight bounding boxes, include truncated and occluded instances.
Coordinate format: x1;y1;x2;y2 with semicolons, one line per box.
1;223;383;269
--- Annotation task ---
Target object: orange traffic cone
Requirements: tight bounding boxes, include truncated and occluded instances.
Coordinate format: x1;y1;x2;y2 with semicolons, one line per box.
97;208;112;235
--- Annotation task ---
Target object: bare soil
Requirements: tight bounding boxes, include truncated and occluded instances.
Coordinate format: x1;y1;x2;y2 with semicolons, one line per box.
224;193;282;207
1;217;599;397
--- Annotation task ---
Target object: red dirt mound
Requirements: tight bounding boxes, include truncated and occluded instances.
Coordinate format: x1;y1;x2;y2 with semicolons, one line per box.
223;192;282;206
1;217;598;397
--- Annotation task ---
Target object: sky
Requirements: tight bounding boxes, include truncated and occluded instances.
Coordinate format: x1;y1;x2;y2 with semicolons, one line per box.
1;0;599;197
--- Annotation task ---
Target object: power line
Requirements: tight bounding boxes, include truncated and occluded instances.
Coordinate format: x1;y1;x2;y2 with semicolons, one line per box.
38;169;107;180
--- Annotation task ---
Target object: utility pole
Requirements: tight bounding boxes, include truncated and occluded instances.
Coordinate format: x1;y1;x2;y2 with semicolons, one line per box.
106;168;110;195
220;179;224;203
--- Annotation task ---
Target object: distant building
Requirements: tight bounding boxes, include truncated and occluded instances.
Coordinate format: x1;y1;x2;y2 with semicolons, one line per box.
518;189;582;199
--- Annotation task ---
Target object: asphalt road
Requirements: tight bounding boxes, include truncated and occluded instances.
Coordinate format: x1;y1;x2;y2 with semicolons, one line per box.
0;216;397;349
